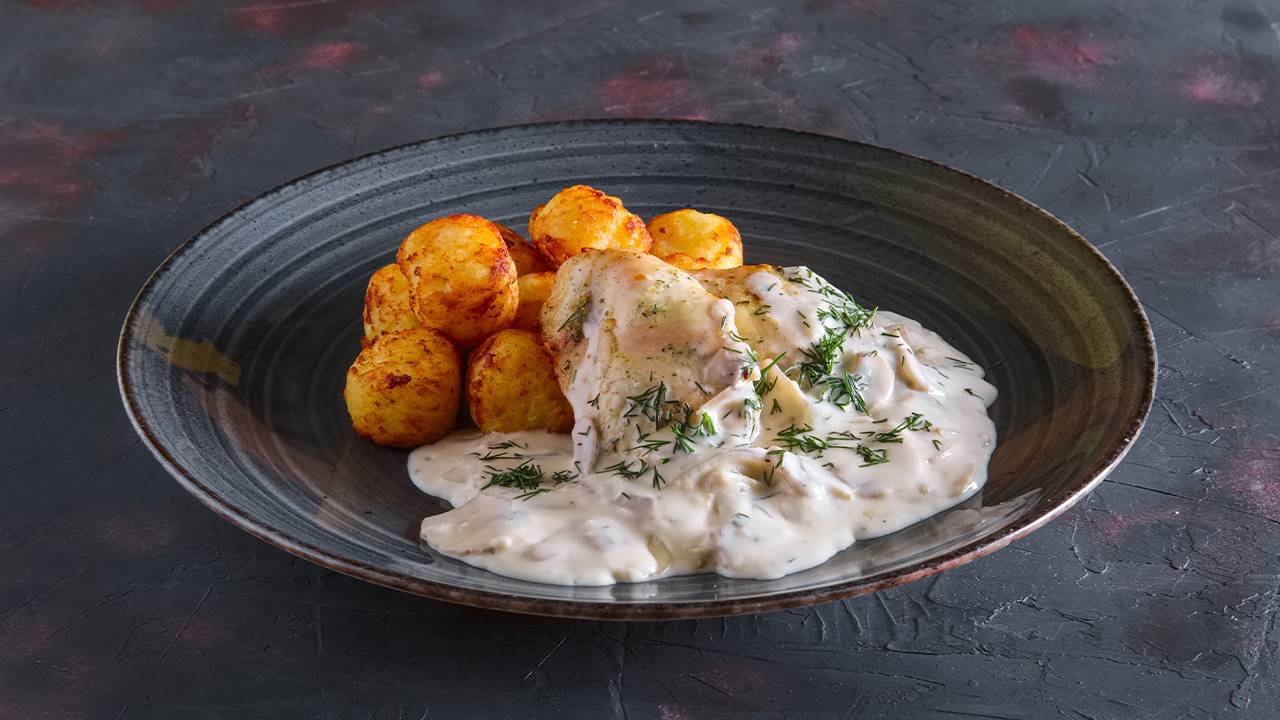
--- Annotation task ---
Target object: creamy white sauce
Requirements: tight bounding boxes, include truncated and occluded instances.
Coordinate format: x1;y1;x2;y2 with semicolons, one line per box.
408;263;997;586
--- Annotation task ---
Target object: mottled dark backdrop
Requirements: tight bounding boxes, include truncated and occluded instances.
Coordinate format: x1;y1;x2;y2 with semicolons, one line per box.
2;1;1278;718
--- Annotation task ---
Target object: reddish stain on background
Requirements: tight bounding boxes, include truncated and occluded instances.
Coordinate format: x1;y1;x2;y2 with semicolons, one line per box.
26;0;182;7
97;516;176;554
974;21;1117;98
232;0;373;37
1009;25;1111;85
0;121;115;225
1170;227;1280;278
733;32;805;72
416;70;445;89
1217;450;1280;522
599;58;707;120
260;41;365;76
1085;503;1184;546
1176;54;1269;108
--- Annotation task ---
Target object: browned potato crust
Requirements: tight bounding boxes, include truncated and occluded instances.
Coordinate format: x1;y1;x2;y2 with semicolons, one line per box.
647;209;743;270
527;185;652;267
467;329;573;433
344;327;462;447
397;214;518;348
512;271;555;333
495;222;551;275
361;263;419;347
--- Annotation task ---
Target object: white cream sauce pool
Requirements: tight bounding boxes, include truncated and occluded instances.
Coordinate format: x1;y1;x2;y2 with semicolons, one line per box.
408;265;997;586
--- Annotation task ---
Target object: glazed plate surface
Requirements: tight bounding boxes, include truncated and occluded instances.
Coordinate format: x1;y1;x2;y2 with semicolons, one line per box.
118;121;1155;619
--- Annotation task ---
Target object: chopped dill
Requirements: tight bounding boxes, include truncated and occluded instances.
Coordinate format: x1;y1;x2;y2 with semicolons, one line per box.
855;445;888;466
763;449;785;486
515;487;550;500
633;428;671;455
795;328;846;386
753;353;786;398
670;424;696;454
774;424;832;454
871;413;932;444
602;459;648;480
482;460;544;494
558;296;592;337
820;371;868;414
625;382;677;428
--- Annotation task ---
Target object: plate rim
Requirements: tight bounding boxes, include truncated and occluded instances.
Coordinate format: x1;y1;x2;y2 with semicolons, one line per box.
116;119;1157;620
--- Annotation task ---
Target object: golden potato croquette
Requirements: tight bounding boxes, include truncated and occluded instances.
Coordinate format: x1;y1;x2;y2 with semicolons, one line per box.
495;222;550;275
527;185;652;267
361;263;419;347
467;329;573;433
344;327;462;447
512;271;556;333
647;209;743;270
397;214;518;348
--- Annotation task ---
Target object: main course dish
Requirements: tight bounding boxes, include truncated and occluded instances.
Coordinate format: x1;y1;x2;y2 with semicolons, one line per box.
344;184;997;586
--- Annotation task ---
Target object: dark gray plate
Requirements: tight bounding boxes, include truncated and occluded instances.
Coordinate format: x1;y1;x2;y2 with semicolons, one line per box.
117;121;1155;620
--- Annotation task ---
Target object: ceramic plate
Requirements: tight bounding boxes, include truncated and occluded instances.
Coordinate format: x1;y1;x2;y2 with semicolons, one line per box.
118;121;1155;619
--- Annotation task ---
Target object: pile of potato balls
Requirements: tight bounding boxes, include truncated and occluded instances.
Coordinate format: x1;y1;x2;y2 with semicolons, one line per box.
344;184;745;448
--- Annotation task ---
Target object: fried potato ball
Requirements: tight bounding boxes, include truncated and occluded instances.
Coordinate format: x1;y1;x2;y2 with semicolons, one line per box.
647;209;743;270
467;329;573;433
495;222;551;275
361;263;419;348
527;184;652;267
397;214;518;348
344;327;462;447
512;271;556;333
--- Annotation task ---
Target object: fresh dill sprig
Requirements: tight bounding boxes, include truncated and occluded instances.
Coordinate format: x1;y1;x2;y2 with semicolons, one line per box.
481;460;544;494
774;424;833;454
855;445;888;466
476;449;525;462
557;296;592;337
871;413;933;444
819;371;868;414
816;298;876;334
795;328;846;386
602;459;648;480
763;449;785;486
551;468;579;484
671;423;696;453
632;427;671;455
753;353;786;398
624;382;676;428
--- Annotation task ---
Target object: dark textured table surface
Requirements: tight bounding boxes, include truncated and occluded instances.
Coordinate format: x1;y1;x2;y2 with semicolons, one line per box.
3;1;1279;718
